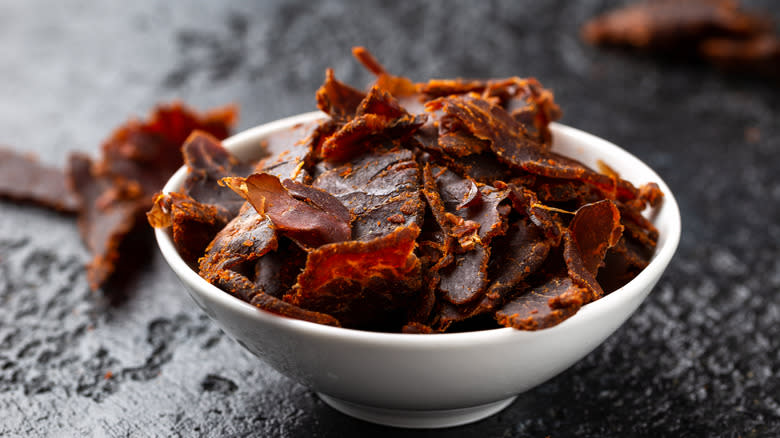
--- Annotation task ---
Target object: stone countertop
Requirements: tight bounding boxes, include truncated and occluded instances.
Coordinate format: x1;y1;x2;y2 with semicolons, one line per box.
0;1;778;436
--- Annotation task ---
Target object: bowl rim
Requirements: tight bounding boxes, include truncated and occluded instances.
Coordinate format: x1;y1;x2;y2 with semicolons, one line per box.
154;111;681;347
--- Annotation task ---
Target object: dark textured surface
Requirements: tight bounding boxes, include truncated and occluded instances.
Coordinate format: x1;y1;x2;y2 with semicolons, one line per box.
0;1;778;436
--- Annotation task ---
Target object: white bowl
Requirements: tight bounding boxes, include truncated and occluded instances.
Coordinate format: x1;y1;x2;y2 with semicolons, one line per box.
154;112;681;429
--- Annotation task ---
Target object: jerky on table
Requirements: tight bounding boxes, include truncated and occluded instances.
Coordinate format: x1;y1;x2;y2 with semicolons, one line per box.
0;147;80;213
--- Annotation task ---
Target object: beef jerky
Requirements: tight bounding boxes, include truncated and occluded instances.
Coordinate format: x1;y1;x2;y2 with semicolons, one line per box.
182;131;254;217
495;276;586;330
316;68;366;121
285;224;422;329
699;34;780;77
421;79;487;98
581;0;771;51
597;236;652;293
98;103;237;199
224;173;351;248
256;119;323;182
351;46;422;112
319;113;426;163
508;185;563;245
67;153;146;290
485;77;561;147
198;203;278;300
249;292;341;327
0;147;80;213
253;237;308;299
147;192;230;266
313;146;424;241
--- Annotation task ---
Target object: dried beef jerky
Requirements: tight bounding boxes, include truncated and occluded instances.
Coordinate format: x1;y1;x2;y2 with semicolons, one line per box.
581;0;771;51
316;68;366;121
699;34;780;77
147;192;230;266
224;173;351;248
495;276;586;331
352;46;422;111
253;237;307;299
0;147;80;213
182;131;254;217
198;203;278;300
67;153;146;290
256;119;323;182
285;224;422;329
313;146;424;241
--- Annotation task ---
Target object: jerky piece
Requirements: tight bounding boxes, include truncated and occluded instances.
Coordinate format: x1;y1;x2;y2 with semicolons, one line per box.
316;68;366;121
224;173;351;248
147;192;230;266
249;292;341;327
320;113;426;163
182;132;254;217
67;153;146;290
437;244;490;305
351;46;423;112
254;237;308;298
699;34;780;77
508;185;562;245
256;119;323;183
495;276;586;331
356;85;408;119
484;77;561;147
401;322;435;334
581;0;771;51
558;200;623;306
199;203;278;300
313;147;424;241
99;103;237;199
285;224;422;329
438;129;491;158
421;79;487;98
597;236;652;293
0;147;80;213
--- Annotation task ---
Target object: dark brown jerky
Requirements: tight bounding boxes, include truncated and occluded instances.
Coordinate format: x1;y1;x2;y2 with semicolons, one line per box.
357;85;409;119
597;236;652;293
699;34;780;77
147;192;231;266
320;113;426;163
316;68;366;121
420;79;487;98
0;147;80;213
351;46;422;110
558;201;623;306
67;153;146;290
401;322;435;334
495;276;586;331
256;119;323;182
182;131;254;217
285;224;422;329
313;146;424;241
437;244;491;305
253;237;308;299
437;129;491;158
250;292;341;327
581;0;771;51
198;203;278;299
224;173;351;248
508;185;562;245
98;103;237;199
484;77;561;147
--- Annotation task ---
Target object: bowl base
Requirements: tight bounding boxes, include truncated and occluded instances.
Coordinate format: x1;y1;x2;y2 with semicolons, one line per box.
317;393;516;429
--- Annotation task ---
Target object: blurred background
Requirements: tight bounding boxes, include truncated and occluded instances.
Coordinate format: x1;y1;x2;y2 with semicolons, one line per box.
0;1;778;436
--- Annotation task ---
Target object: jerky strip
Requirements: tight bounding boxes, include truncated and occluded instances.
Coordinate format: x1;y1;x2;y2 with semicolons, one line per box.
0;147;80;213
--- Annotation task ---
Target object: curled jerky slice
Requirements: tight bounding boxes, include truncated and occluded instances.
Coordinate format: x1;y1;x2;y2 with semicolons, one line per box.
495;277;586;331
0;147;80;213
285;224;422;329
316;68;366;121
224;173;351;248
182;131;254;217
320;113;426;163
147;192;230;266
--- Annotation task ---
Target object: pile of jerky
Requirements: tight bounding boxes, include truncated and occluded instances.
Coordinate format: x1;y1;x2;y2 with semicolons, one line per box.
148;48;663;333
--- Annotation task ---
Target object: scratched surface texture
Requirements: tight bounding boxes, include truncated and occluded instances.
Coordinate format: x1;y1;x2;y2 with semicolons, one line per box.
0;1;779;437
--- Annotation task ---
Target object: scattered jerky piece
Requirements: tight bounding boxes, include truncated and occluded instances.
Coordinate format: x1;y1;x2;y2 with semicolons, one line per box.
0;147;80;213
495;276;586;331
147;192;230;266
581;0;771;51
224;173;351;248
67;153;146;290
699;34;780;77
285;224;422;329
182;131;254;217
98;103;237;198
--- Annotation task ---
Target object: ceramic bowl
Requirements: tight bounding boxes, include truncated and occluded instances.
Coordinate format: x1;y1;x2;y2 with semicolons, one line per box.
154;112;681;428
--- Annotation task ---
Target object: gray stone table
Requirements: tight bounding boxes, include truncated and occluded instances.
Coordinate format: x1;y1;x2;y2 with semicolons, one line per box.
1;1;778;436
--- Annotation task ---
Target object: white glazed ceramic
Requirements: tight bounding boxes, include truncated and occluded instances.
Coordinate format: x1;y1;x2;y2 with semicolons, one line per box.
154;112;681;429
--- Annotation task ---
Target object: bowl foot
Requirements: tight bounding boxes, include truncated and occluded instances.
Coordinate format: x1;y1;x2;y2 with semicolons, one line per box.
317;393;517;428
